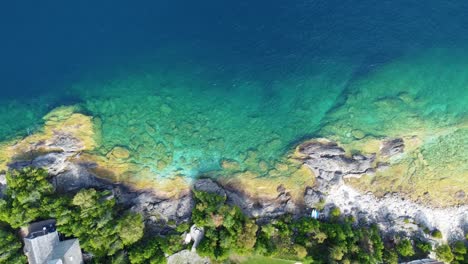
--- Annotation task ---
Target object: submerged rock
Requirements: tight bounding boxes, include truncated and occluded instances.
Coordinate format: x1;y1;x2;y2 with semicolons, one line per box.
380;138;405;157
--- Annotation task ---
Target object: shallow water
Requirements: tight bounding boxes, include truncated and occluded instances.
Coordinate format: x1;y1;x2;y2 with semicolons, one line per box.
1;1;467;178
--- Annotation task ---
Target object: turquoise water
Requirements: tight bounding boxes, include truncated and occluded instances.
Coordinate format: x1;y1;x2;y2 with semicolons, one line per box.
1;1;467;178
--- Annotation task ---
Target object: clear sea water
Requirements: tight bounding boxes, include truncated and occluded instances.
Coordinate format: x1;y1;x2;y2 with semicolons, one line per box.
1;1;467;178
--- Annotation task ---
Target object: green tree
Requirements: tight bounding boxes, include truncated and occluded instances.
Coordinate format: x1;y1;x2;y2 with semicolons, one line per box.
329;245;345;261
432;230;443;239
56;188;144;258
396;239;415;257
128;237;166;264
0;168;54;228
435;244;454;263
415;240;432;255
118;213;144;246
452;240;467;262
0;225;27;264
330;207;341;220
192;191;258;260
383;248;398;264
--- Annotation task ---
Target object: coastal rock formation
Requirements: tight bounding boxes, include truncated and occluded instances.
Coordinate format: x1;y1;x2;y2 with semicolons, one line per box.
380;138;405;157
299;139;376;179
325;184;468;242
167;250;211;264
7;132;105;193
297;139;378;196
1;115;465;243
194;178;300;220
129;191;194;232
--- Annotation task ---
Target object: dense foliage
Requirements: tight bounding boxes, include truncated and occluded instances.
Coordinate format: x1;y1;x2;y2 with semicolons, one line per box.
254;215;385;263
127;237;167;264
53;188;144;257
191;191;258;260
0;168;145;261
0;168;54;228
0;224;27;264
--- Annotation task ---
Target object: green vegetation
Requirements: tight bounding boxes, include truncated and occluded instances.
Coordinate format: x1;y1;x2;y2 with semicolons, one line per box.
0;168;54;228
451;241;467;263
53;188;144;257
0;168;146;261
0;224;27;264
127;237;167;264
240;255;297;264
396;239;415;257
436;244;454;263
192;191;258;261
415;240;432;255
1;168;467;264
432;229;443;239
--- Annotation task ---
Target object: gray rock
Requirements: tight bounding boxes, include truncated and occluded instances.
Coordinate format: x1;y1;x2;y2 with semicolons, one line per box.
455;190;466;200
299;139;377;183
32;153;68;176
304;188;324;208
48;133;83;152
380;138;404;157
167;249;210;264
53;163;105;193
131;192;194;226
193;179;226;197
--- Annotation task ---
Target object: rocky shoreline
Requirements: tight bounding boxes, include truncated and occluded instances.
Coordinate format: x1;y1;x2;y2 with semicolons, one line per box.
0;130;466;243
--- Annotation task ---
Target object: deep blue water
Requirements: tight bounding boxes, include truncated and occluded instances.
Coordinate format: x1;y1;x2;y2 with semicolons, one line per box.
2;0;468;96
1;0;468;151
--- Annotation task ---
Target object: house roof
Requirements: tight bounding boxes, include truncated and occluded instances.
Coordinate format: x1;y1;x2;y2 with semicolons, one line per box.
24;231;60;264
48;239;80;261
23;219;57;239
23;220;83;264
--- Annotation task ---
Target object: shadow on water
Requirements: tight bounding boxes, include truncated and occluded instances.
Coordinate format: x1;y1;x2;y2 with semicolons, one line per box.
321;51;404;120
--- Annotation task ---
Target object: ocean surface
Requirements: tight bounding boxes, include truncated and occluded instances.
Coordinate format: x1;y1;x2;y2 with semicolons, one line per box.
1;1;467;178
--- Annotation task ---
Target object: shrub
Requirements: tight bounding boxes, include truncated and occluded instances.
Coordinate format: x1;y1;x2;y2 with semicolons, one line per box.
383;249;399;264
435;244;454;263
0;168;54;228
0;225;27;264
452;240;467;262
415;240;432;254
128;237;166;264
330;207;341;219
396;239;415;257
431;230;443;239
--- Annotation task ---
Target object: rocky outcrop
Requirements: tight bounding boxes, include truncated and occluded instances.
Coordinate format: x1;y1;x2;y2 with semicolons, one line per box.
298;139;377;182
129;191;194;231
3;131;466;243
167;250;210;264
380;138;405;157
193;178;300;221
325;184;468;242
7;132;105;193
296;139;379;206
